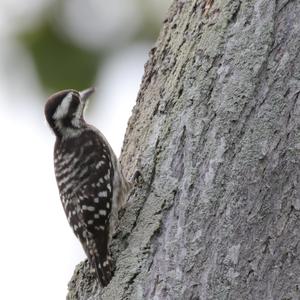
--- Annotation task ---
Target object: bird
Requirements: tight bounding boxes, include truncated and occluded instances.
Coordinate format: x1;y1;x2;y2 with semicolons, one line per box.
44;87;131;287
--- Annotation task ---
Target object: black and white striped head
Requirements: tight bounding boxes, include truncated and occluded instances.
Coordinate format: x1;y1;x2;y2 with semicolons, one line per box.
45;87;95;139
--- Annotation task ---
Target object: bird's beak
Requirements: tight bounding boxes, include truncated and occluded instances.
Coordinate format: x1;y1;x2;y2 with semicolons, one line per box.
79;87;95;105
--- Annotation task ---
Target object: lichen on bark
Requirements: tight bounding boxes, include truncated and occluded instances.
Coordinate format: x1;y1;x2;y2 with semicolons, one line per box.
67;0;300;299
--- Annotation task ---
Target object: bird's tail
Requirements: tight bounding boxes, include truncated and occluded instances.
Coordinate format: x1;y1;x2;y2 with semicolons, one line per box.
84;235;113;287
92;253;113;287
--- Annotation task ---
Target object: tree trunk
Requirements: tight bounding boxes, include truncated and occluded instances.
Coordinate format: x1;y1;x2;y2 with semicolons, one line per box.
67;0;300;299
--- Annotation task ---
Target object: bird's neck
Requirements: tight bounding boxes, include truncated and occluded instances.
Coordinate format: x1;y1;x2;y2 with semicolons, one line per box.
53;118;85;140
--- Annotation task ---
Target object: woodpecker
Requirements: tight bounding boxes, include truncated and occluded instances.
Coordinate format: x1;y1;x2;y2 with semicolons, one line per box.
44;87;131;287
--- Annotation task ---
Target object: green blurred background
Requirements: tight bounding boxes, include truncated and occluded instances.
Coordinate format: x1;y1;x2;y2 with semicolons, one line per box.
18;0;167;92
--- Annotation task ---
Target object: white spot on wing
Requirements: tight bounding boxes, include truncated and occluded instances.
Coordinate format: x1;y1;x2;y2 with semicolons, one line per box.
99;210;107;216
87;206;95;211
98;191;107;197
103;260;109;267
104;170;110;180
96;161;105;169
96;225;105;231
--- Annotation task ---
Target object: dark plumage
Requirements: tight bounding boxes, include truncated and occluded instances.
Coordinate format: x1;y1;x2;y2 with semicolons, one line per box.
45;88;131;286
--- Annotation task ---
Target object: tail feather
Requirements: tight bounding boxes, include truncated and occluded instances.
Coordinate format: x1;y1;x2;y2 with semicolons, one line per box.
93;254;113;287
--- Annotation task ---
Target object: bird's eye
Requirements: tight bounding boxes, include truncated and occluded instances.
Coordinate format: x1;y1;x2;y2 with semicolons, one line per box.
71;92;81;105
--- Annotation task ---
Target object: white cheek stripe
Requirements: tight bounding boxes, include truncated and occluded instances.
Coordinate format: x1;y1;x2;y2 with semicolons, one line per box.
53;92;73;119
72;98;86;128
75;102;85;120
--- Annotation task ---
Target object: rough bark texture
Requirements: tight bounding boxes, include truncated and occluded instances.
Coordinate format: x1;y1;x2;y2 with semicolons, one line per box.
67;0;300;299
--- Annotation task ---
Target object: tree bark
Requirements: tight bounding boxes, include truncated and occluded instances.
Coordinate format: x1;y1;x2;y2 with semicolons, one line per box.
67;0;300;299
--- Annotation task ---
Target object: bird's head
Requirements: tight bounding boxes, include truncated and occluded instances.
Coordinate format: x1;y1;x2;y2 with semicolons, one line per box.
45;87;95;139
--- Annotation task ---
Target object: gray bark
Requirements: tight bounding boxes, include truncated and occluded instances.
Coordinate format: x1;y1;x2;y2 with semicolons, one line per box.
67;0;300;299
